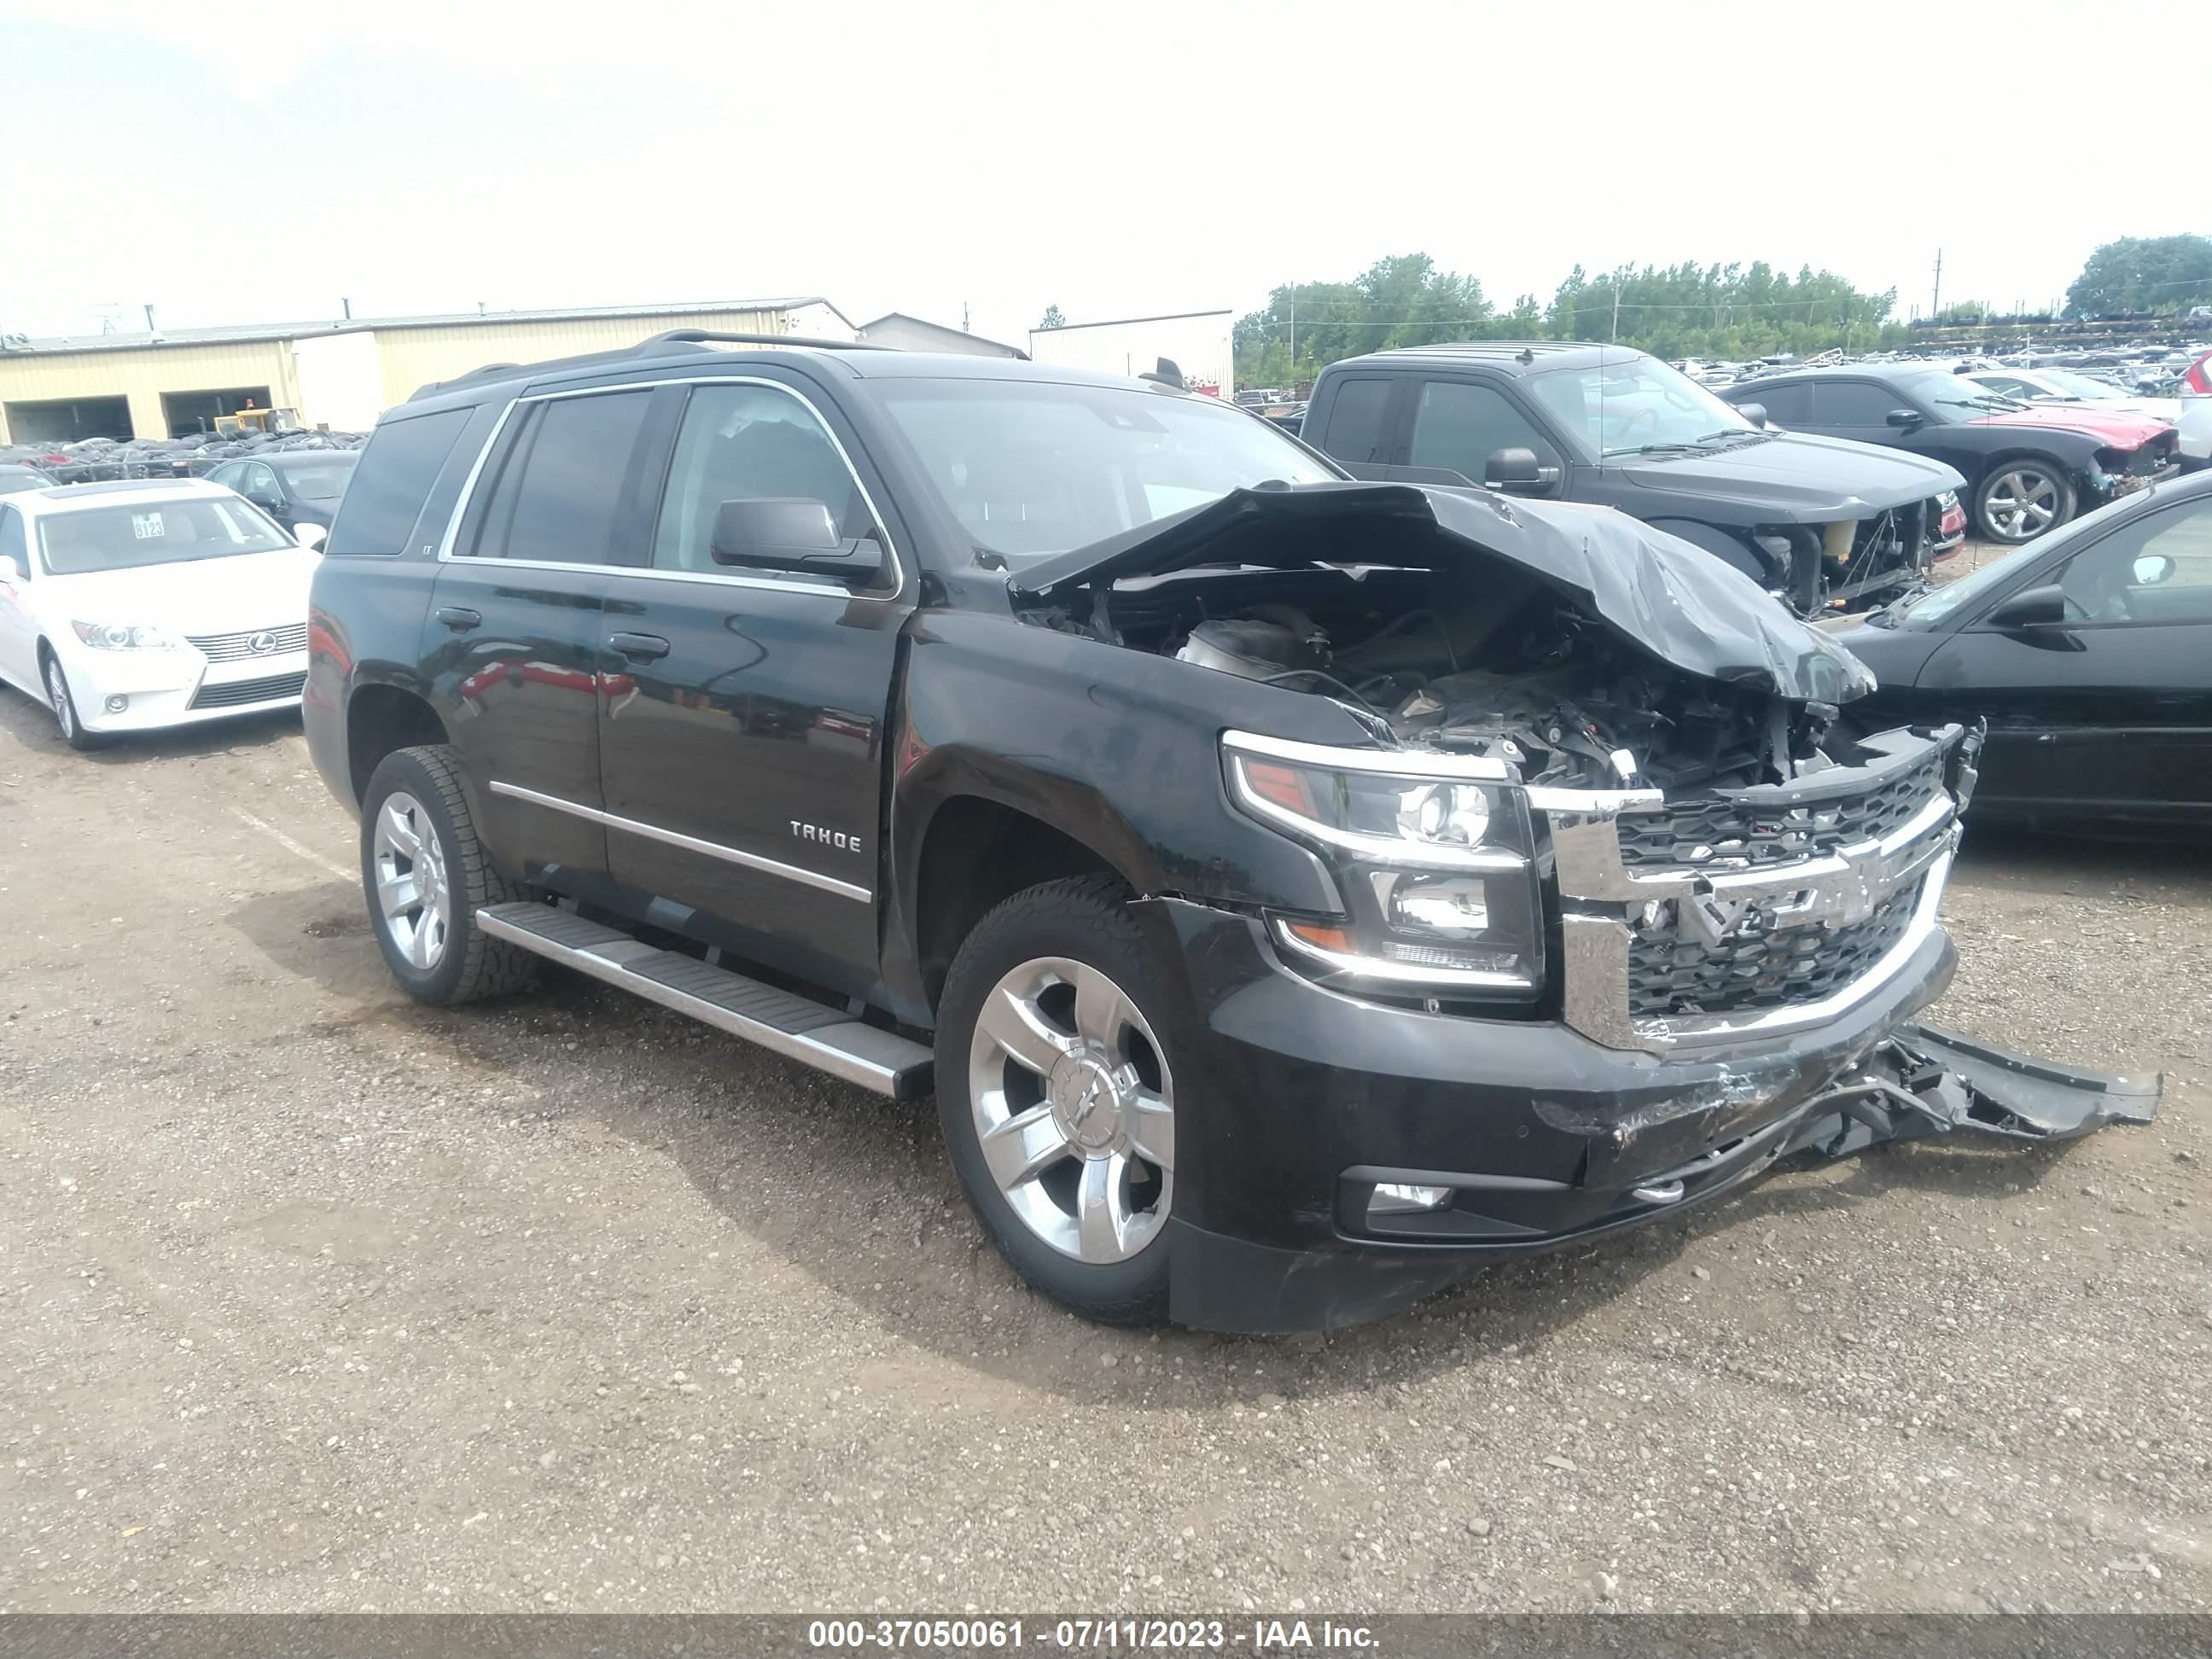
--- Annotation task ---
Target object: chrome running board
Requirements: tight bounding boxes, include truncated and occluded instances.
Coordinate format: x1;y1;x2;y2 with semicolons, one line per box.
476;902;932;1099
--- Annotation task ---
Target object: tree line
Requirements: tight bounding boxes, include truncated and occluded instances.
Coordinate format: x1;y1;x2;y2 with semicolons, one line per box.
1233;237;2211;386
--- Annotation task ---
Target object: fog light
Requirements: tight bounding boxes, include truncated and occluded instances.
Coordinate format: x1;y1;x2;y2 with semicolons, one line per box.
104;695;128;713
1370;1182;1452;1215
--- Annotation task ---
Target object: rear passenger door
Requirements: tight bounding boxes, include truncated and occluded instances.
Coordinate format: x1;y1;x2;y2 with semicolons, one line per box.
1309;376;1408;480
428;386;658;887
594;374;911;998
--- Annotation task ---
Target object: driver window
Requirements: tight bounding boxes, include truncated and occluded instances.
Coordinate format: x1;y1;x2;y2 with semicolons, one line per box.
651;383;866;579
2056;499;2212;625
1406;381;1551;480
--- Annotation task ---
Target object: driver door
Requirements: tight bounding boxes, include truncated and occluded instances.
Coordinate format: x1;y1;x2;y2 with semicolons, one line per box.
1924;495;2212;821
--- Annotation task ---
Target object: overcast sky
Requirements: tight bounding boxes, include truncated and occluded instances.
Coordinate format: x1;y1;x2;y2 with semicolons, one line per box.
3;0;2204;349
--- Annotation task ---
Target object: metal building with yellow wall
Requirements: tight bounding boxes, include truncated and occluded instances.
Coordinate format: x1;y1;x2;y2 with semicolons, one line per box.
0;299;854;445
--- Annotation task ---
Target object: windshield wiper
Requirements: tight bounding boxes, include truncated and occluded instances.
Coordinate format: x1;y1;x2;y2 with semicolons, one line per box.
1692;428;1769;445
1599;441;1705;457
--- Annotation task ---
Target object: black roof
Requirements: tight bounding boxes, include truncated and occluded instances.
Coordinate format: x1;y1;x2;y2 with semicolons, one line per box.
1731;361;1947;388
401;329;1214;414
1327;341;1648;377
261;450;360;471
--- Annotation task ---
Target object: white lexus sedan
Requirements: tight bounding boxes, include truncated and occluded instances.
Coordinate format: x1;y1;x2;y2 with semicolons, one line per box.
0;478;324;751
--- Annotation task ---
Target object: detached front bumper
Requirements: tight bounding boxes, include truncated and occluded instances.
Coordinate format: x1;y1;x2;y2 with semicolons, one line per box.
1145;724;2157;1335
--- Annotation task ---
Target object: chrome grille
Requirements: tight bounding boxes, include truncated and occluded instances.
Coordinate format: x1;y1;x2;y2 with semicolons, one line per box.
1627;874;1926;1019
184;622;308;662
1614;748;1945;870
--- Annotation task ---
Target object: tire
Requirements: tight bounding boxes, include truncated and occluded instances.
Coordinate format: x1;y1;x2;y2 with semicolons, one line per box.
1974;458;2076;544
359;744;538;1006
935;875;1178;1325
40;651;103;752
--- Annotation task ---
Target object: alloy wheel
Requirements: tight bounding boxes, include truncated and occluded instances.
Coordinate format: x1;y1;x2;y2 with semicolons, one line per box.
373;792;451;971
1984;468;2061;540
44;660;73;742
966;955;1174;1264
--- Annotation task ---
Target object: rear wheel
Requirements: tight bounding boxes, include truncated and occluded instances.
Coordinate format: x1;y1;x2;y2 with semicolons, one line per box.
935;876;1178;1324
1975;460;2075;544
359;744;537;1006
41;653;102;753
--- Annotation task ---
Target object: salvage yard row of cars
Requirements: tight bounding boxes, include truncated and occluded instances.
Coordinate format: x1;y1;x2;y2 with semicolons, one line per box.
1;329;2201;1331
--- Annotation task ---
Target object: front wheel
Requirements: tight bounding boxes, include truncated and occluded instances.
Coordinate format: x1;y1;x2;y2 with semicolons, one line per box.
935;876;1179;1325
42;654;102;753
359;744;538;1006
1975;460;2076;544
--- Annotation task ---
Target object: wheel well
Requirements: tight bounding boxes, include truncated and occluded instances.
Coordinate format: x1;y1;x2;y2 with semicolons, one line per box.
914;797;1121;1012
1975;450;2073;491
346;685;448;807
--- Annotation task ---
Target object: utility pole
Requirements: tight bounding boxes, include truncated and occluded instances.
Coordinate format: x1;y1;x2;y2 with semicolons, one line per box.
1931;247;1943;319
1287;288;1295;377
963;301;969;333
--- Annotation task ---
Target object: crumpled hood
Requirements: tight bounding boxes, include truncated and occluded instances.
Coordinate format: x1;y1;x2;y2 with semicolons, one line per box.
1010;481;1875;704
1614;431;1964;518
1965;405;2172;446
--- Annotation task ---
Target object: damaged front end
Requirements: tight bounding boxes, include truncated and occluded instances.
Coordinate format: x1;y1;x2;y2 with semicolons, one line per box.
1016;482;2159;1225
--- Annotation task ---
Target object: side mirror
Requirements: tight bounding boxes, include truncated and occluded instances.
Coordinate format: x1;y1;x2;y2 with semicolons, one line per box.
1985;583;2069;628
1885;409;1922;428
710;498;882;583
1736;403;1767;429
2132;552;2175;585
1482;446;1557;494
294;522;327;552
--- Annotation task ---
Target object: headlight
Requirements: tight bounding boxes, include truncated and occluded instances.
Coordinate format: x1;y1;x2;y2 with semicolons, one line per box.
71;621;178;651
1224;731;1543;998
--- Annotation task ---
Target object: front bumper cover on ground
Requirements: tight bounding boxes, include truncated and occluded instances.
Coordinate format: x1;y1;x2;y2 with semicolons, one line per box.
1165;1006;2160;1335
1780;1022;2161;1160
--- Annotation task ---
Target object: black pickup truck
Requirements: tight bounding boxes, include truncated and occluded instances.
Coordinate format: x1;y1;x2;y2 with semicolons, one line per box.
1301;344;1969;616
302;331;2157;1333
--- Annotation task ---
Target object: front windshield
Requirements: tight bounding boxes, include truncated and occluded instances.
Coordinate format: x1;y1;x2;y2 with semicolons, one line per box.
2036;369;2127;401
1898;370;2019;423
1896;487;2145;626
38;497;293;574
1524;355;1759;459
870;380;1338;560
277;461;356;499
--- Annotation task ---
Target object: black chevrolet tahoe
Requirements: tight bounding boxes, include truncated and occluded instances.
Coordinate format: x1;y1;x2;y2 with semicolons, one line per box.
302;330;2157;1334
1303;343;1969;617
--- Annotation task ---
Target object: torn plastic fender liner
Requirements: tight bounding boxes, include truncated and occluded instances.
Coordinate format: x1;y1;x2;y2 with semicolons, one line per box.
1783;1022;2162;1161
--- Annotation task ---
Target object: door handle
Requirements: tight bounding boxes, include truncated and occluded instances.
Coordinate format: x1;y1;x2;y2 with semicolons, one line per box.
434;606;481;632
608;632;671;661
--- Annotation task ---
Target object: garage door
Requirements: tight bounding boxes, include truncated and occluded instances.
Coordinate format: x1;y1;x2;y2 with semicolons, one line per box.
4;396;131;443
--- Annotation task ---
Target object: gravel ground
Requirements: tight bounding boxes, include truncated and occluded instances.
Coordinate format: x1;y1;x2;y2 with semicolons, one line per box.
0;682;2204;1616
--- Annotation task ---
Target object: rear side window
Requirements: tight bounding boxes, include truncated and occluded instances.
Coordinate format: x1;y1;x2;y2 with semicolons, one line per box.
469;391;654;565
324;409;473;557
1318;377;1397;464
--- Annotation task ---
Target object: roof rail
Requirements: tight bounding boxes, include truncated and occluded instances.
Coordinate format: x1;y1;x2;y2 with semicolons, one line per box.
630;329;891;356
408;330;888;403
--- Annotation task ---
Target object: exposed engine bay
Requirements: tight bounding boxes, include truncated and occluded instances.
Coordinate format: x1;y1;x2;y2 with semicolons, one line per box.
1036;561;1845;795
1008;480;1878;797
